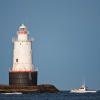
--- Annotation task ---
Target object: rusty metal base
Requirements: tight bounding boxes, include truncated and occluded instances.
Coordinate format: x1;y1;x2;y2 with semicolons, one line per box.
9;71;37;86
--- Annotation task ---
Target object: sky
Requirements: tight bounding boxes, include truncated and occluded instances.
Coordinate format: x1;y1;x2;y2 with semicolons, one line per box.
0;0;100;90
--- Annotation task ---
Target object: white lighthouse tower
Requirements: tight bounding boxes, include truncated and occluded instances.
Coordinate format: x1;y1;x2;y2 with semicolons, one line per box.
12;24;33;72
9;24;37;86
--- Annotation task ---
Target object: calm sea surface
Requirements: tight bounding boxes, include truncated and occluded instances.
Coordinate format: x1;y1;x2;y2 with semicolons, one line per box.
0;91;100;100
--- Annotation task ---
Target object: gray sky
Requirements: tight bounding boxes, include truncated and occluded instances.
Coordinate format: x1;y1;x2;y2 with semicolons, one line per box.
0;0;100;90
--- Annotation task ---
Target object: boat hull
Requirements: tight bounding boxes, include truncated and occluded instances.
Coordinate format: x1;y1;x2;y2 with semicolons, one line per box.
70;90;96;93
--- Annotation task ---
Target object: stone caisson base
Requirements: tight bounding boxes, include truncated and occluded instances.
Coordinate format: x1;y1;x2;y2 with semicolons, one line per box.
9;71;37;86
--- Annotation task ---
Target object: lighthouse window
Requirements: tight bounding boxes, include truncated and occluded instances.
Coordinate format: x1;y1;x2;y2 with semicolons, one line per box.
16;58;18;62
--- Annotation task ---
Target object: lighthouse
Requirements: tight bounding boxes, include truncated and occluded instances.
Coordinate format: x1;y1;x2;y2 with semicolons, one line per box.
9;24;38;86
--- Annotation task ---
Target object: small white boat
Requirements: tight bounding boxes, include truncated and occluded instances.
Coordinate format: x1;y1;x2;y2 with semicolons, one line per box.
1;92;22;95
70;84;96;93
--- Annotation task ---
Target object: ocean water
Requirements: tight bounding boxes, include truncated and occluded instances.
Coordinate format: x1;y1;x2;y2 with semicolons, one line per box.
0;91;100;100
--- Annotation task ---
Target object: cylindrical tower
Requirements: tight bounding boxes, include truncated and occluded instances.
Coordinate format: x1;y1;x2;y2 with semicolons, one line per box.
9;24;38;86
